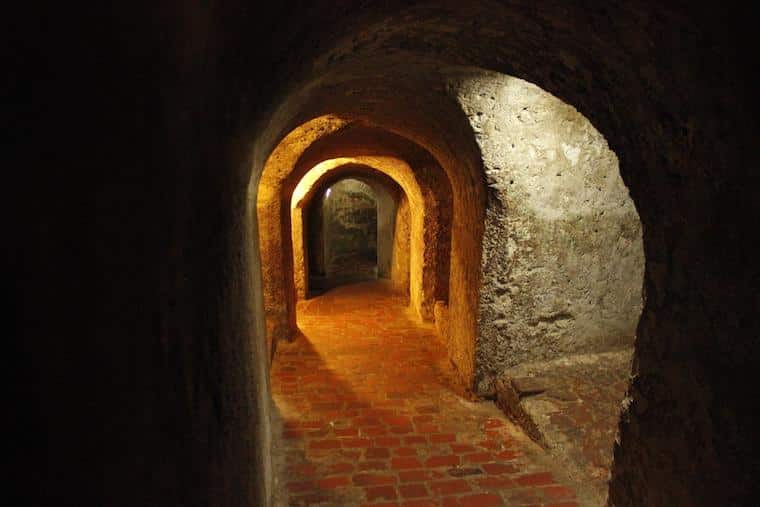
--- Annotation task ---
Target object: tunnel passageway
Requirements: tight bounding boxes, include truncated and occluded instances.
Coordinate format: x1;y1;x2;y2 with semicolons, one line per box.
271;281;582;506
62;3;757;507
306;178;380;295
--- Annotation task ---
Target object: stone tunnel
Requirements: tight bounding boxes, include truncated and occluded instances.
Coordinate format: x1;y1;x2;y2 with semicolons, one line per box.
18;1;759;507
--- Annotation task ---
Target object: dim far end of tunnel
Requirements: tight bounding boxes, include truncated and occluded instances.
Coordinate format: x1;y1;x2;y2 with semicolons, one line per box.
290;157;430;315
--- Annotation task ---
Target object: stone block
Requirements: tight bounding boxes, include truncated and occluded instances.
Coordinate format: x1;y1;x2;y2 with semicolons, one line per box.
511;376;550;396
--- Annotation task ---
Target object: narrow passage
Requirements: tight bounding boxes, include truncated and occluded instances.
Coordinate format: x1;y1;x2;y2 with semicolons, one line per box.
271;281;579;506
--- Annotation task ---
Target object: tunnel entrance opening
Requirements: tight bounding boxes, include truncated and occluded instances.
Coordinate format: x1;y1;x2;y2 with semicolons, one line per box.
287;158;425;309
306;178;379;295
253;65;644;504
257;124;458;357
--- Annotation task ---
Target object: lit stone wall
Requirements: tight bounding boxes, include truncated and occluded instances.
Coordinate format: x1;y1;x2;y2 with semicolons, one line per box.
370;181;396;280
391;194;412;298
449;70;645;393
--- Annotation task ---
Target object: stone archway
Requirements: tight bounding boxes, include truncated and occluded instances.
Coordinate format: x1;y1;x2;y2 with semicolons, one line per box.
248;54;646;503
82;4;757;507
256;121;462;359
291;167;406;299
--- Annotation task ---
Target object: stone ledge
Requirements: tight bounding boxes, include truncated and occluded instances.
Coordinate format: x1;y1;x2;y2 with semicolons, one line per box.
494;376;548;447
493;348;634;505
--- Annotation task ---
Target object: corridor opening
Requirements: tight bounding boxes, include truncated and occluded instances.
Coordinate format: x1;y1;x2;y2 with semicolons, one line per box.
257;127;458;359
252;60;644;505
304;178;380;295
83;4;757;507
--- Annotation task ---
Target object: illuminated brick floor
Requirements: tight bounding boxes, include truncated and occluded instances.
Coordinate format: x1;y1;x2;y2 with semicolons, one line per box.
271;281;580;506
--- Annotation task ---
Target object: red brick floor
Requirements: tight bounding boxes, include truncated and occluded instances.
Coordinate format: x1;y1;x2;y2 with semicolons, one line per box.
271;281;580;506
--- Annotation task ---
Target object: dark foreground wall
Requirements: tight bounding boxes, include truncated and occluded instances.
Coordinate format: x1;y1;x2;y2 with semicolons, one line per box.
15;2;278;505
14;1;759;506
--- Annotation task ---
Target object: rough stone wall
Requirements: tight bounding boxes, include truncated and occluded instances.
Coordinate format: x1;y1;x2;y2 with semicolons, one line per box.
258;117;349;345
449;71;644;392
414;162;454;309
290;206;308;299
391;195;412;298
307;202;325;277
371;182;396;279
322;178;378;278
76;2;276;506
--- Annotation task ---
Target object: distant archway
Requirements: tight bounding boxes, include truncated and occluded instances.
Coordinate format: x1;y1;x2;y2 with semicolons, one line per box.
304;177;379;293
254;70;642;396
257;126;460;361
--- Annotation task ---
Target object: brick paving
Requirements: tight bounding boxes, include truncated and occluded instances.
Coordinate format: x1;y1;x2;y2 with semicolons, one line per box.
495;350;633;504
271;281;582;506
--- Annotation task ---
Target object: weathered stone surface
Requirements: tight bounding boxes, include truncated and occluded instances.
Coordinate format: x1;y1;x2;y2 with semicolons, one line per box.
391;194;411;298
310;178;378;290
511;377;550;396
322;180;376;268
494;376;547;448
546;389;579;402
457;71;644;392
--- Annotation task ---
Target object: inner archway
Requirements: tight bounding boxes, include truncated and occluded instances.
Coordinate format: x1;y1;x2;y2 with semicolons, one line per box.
302;177;383;295
289;157;447;315
257;130;459;355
